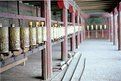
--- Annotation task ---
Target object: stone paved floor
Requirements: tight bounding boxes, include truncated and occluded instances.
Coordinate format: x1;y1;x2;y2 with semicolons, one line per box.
1;39;121;81
1;43;63;81
79;39;121;81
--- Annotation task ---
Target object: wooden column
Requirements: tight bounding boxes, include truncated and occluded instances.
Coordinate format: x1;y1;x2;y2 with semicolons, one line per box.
113;11;116;45
42;0;52;80
111;13;114;43
77;11;80;48
113;11;118;46
95;25;98;38
61;7;68;61
80;18;83;42
72;10;76;52
81;18;84;41
118;3;121;50
108;17;112;42
106;18;109;39
83;20;86;40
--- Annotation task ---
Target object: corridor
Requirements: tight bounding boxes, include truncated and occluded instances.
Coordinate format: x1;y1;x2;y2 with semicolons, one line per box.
79;39;121;81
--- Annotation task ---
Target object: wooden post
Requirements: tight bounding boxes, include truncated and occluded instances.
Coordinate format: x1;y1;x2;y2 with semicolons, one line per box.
108;17;112;41
42;0;52;79
111;13;114;43
81;18;83;42
113;12;116;45
114;14;118;46
83;20;86;40
41;48;47;79
95;25;98;38
61;7;68;61
113;9;118;45
72;10;76;52
70;37;73;51
118;3;121;50
77;11;80;48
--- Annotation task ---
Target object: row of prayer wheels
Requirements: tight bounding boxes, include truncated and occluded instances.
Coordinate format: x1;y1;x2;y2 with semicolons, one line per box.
86;25;107;30
0;22;82;55
51;26;65;40
67;26;82;35
0;22;46;55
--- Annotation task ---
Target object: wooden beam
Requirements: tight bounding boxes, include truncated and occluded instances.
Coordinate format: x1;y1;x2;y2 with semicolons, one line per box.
0;57;27;73
80;5;108;10
77;3;114;7
75;1;114;4
82;9;105;13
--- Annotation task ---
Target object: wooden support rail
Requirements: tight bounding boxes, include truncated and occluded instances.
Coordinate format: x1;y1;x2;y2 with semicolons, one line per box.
0;12;45;21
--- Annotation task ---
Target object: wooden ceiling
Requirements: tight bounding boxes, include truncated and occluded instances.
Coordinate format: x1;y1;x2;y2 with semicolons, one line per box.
75;0;120;13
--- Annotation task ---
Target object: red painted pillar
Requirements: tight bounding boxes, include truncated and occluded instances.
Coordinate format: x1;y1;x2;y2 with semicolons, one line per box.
113;8;118;46
42;0;52;79
108;17;111;41
106;17;109;39
61;7;68;61
118;2;121;50
108;17;112;42
81;18;84;42
111;13;114;43
72;10;76;52
77;11;80;48
113;11;116;45
83;20;86;40
80;17;83;43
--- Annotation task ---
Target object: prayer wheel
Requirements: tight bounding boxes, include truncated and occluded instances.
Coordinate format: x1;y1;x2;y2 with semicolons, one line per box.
36;22;42;44
0;27;9;53
9;27;21;51
36;27;42;44
42;27;46;41
103;25;107;30
86;25;89;30
20;27;29;49
29;27;36;46
53;27;56;39
100;25;102;30
40;21;46;42
51;27;54;40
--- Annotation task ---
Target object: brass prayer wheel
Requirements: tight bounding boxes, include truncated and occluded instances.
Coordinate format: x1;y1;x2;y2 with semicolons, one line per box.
36;27;42;44
42;27;46;41
0;27;9;53
28;21;33;27
29;27;36;46
20;27;29;49
9;27;21;51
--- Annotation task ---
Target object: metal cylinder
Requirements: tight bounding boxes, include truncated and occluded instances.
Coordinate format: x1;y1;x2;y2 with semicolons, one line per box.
20;27;29;49
0;27;9;53
29;27;36;46
36;27;42;44
9;27;21;51
42;27;46;41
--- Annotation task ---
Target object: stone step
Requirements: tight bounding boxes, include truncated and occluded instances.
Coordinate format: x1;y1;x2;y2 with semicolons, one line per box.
62;52;82;81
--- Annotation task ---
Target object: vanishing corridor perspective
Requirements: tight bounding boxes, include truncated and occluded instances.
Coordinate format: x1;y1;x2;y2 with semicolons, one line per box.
0;0;121;81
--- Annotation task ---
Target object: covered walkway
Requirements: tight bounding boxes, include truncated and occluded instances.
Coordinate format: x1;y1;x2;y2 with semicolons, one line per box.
0;1;121;81
79;39;121;81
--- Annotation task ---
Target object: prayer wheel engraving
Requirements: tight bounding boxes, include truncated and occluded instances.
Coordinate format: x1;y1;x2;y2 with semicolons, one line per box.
29;27;36;46
42;27;46;42
36;27;42;44
0;27;9;53
9;27;21;51
20;27;29;49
